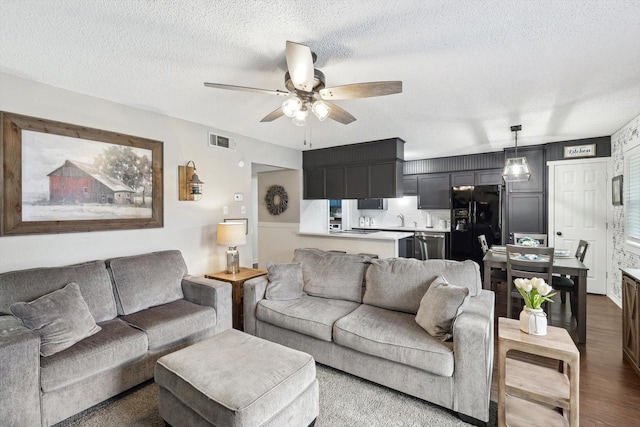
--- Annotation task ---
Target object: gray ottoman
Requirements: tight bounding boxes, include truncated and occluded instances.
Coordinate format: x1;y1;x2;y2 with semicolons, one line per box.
155;329;318;427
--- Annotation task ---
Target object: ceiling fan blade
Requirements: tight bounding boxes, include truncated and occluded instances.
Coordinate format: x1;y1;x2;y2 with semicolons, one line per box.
204;82;289;97
260;107;285;122
285;41;315;92
325;102;356;125
319;81;403;100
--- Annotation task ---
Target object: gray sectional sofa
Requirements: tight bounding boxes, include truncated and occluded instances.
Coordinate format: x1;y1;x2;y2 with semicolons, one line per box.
244;248;495;424
0;250;232;427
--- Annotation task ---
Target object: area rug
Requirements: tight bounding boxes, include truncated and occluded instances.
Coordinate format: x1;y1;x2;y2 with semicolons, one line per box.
54;364;497;426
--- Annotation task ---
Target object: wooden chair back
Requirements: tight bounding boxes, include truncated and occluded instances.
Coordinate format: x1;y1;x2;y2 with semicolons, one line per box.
478;234;490;255
513;232;548;247
506;244;554;318
575;240;589;262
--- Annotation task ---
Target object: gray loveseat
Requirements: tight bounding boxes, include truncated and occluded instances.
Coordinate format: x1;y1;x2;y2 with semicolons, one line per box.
244;248;494;424
0;250;232;427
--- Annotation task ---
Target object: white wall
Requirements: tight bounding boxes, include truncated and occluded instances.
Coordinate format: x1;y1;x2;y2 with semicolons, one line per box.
0;72;301;275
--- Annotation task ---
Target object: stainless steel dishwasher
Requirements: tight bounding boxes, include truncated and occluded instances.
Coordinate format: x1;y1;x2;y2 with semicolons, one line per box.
414;232;447;260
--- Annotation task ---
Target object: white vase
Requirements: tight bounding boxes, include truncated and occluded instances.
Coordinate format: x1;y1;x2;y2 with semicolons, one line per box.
519;307;547;336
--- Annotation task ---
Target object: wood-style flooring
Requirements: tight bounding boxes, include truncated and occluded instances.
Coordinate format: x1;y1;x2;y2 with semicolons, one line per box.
491;294;640;427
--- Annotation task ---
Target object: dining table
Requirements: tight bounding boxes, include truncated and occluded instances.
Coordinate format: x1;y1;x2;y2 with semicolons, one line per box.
483;248;589;343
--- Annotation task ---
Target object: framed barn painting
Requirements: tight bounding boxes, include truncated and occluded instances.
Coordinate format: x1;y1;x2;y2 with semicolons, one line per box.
0;112;163;235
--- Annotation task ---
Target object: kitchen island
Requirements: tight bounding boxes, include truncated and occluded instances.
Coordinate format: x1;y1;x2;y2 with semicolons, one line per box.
295;230;414;259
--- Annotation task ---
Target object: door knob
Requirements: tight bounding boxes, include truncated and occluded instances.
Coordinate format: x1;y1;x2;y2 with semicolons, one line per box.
556;231;562;236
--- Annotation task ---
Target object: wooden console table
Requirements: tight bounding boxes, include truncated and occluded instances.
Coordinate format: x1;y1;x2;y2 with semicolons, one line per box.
498;317;580;427
205;267;267;330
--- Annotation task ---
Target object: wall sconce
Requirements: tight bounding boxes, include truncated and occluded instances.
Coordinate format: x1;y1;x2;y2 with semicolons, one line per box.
217;222;247;273
178;161;204;201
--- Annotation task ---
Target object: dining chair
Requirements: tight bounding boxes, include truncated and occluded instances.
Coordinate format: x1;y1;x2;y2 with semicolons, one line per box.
478;234;507;284
505;244;555;319
552;240;589;316
513;232;548;246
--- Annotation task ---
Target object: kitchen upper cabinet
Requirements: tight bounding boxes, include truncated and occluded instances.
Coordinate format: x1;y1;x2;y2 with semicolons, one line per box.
302;138;405;200
475;169;503;185
451;169;503;187
418;173;451;209
325;167;346;199
451;171;474;186
345;164;368;199
403;175;418;195
370;161;403;198
304;168;325;199
505;147;545;193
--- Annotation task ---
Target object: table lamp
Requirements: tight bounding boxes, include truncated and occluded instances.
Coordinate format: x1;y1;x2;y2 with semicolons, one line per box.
217;222;246;274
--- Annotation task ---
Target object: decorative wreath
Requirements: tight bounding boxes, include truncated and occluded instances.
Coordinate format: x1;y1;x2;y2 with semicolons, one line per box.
265;185;288;216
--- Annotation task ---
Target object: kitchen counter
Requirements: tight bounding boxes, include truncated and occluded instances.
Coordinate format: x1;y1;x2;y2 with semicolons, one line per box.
353;226;450;233
299;230;414;241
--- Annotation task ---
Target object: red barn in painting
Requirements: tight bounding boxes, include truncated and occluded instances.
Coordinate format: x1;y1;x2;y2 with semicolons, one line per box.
47;160;135;204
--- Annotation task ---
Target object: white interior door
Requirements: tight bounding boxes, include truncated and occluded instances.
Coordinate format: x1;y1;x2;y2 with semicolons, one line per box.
548;159;609;294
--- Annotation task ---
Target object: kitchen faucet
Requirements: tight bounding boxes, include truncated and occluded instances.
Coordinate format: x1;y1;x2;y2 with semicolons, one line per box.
397;214;405;227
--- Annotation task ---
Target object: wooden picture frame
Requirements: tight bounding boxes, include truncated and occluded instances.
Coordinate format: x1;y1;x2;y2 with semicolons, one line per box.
612;175;623;206
224;218;248;234
1;112;163;235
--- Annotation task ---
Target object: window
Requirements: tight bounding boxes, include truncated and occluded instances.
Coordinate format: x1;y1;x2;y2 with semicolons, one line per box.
626;144;640;255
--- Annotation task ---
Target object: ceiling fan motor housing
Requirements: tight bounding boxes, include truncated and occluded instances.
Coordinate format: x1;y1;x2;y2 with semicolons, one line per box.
285;69;325;94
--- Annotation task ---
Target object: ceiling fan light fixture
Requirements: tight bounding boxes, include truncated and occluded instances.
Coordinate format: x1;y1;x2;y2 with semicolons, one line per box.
282;96;302;118
311;100;331;121
502;124;531;182
292;108;308;126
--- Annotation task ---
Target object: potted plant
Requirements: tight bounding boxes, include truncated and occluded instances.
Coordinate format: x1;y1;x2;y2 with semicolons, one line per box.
514;278;556;335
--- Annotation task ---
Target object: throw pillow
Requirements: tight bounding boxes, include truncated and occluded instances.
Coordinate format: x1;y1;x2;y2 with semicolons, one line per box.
10;282;102;357
265;262;305;300
415;275;470;341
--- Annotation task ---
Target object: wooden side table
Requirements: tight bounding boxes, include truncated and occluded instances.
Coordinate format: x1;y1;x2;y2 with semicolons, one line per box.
498;317;580;427
205;267;267;330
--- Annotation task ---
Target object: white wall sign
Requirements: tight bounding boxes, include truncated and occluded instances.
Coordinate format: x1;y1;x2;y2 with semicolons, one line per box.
563;144;596;158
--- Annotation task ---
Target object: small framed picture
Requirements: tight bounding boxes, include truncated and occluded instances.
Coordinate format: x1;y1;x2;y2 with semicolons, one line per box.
224;218;248;234
612;175;623;206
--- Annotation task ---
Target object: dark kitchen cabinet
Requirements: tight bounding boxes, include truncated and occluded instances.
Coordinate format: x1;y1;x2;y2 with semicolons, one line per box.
418;173;451;209
357;198;386;210
451;171;475;187
451;169;503;187
403;175;418;195
475;169;503;185
302;138;405;200
304;169;325;199
345;164;369;199
325;167;346;199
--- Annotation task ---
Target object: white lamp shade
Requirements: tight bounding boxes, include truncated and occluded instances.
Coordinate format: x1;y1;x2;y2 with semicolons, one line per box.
292;108;308;126
311;100;331;121
282;96;302;118
502;157;531;182
216;222;246;246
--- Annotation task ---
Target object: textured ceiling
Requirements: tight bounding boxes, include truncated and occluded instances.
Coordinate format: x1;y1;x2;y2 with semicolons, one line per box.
1;0;639;160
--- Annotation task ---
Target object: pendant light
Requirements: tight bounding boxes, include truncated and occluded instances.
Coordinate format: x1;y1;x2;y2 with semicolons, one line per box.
502;125;531;182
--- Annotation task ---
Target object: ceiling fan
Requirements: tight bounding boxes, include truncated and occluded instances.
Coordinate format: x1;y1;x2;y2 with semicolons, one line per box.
204;41;402;126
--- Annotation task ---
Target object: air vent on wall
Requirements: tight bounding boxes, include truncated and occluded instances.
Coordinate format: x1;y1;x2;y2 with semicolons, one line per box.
208;132;236;150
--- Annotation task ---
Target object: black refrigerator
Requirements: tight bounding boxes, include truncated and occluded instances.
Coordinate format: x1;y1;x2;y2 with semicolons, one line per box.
450;185;503;266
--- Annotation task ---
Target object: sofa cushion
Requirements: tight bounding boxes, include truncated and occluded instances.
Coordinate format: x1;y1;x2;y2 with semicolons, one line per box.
415;275;470;341
108;250;187;315
292;248;369;303
256;295;360;342
120;299;217;351
333;304;455;377
10;283;102;357
363;258;481;314
265;262;305;301
0;260;117;322
40;318;148;392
